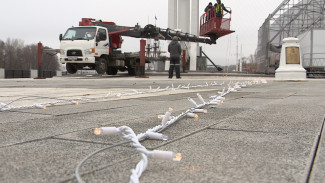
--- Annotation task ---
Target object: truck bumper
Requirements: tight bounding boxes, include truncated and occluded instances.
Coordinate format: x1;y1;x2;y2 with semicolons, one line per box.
59;56;96;64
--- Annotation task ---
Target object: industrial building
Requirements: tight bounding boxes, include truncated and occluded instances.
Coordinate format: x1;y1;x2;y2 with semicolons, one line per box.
256;0;325;75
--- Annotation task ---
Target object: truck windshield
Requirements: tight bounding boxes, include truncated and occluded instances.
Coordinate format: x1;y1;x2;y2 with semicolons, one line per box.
62;27;97;40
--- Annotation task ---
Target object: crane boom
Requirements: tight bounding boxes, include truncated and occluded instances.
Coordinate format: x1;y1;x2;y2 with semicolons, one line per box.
83;19;217;44
59;18;233;76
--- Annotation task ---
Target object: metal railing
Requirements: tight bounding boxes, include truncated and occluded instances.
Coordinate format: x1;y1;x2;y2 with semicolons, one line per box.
5;70;31;78
4;70;57;78
303;53;325;68
199;7;232;37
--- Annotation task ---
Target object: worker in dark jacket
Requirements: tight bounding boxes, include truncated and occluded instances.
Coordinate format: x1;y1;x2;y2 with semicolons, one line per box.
215;0;231;17
168;36;182;79
204;2;213;21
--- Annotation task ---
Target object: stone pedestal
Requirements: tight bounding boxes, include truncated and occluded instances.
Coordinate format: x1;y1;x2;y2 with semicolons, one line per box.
275;38;306;81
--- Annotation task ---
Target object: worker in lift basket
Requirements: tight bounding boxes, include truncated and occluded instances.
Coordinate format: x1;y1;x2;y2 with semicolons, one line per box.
204;2;213;21
215;0;231;17
168;36;182;79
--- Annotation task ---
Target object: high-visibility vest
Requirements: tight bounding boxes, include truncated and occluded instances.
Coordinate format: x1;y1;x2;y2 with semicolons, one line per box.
216;3;224;15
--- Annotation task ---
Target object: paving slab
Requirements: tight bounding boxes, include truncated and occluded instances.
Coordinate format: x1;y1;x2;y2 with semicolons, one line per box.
309;117;325;183
0;139;135;183
0;115;100;147
0;111;51;124
138;129;313;183
0;85;220;109
55;107;247;149
213;95;324;135
0;76;324;183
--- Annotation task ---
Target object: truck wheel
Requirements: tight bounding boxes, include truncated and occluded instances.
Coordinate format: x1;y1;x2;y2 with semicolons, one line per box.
106;67;118;75
66;63;77;74
95;58;106;75
128;67;136;76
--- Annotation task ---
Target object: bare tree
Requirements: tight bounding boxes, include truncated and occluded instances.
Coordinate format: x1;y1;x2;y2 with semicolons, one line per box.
4;38;24;70
1;38;59;72
23;45;34;70
0;40;4;68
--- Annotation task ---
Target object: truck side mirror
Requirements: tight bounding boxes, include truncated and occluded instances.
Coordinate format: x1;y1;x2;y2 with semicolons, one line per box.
59;34;63;41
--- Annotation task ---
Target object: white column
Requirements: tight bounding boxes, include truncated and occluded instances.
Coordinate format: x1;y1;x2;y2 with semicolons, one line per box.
168;0;201;71
191;0;200;35
177;0;190;32
178;0;190;71
168;0;178;29
167;0;178;71
189;45;198;71
190;0;200;71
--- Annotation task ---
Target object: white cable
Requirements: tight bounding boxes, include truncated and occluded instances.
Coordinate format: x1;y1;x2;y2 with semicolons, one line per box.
87;80;266;182
94;125;181;183
1;81;232;112
1;80;260;113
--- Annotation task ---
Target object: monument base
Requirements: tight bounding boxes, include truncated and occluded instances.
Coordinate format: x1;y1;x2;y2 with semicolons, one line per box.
275;65;306;81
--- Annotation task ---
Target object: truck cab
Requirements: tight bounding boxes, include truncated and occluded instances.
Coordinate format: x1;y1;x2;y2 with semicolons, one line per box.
59;26;111;74
59;20;136;76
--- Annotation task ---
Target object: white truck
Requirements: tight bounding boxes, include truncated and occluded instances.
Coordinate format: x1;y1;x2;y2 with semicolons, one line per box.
59;18;223;75
59;19;143;75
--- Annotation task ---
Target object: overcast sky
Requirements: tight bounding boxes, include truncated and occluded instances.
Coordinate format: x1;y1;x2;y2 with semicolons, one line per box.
0;0;284;66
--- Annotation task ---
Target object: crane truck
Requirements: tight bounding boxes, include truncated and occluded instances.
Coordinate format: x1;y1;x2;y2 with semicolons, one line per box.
59;15;234;75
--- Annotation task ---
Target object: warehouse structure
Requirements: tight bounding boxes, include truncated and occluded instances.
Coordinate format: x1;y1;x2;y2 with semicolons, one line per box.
256;0;325;75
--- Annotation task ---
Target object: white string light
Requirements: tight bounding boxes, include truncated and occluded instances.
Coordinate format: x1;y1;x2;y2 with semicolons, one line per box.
187;97;199;107
93;125;181;183
83;79;267;183
1;80;265;112
161;108;173;126
194;109;208;113
0;80;267;182
197;93;206;104
186;113;199;119
0;81;236;112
